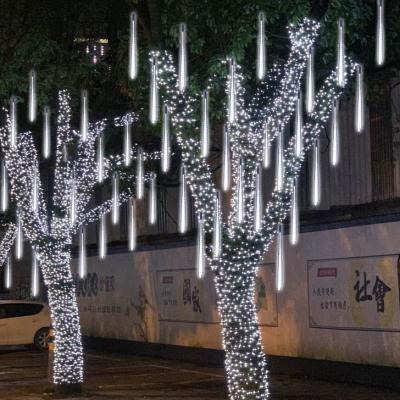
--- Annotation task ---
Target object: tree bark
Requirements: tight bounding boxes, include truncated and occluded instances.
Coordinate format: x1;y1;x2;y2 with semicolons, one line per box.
214;258;269;400
40;243;83;391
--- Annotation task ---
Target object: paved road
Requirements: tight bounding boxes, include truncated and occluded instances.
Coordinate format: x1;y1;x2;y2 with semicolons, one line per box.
0;349;399;399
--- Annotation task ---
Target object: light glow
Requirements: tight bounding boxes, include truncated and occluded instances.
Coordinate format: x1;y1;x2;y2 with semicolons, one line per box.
28;69;37;123
257;12;266;80
330;99;340;167
128;11;138;80
43;106;51;159
337;18;345;87
355;64;365;134
161;104;170;173
178;23;188;92
376;0;385;66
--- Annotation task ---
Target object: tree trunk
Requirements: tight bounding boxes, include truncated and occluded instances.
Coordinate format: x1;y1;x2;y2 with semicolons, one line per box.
214;258;269;400
40;243;83;391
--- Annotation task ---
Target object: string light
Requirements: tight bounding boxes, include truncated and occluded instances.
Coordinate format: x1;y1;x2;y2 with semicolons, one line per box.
275;224;285;291
15;211;23;260
128;198;137;251
212;191;222;259
228;58;237;124
43;106;51;159
150;55;159;124
196;213;205;279
4;256;11;289
254;164;263;232
80;89;89;141
0;160;8;212
178;23;188;92
152;17;356;398
376;0;385;66
9;96;17;148
112;173;120;225
294;92;303;157
97;133;104;183
330;99;340;167
355;64;365;134
200;90;210;158
99;213;107;259
148;172;157;225
124;121;132;167
128;11;138;80
28;69;37;123
31;247;40;297
237;157;244;223
311;139;321;207
32;172;39;212
257;12;266;80
275;125;284;191
178;165;189;234
262;121;271;168
290;180;299;246
337;18;345;87
305;47;315;113
161;104;170;173
136;147;144;199
79;226;86;279
222;125;231;191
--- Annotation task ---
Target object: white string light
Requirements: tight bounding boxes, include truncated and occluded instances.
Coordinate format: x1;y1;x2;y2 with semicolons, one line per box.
97;133;104;183
178;23;188;92
254;164;263;232
124;121;132;167
161;104;170;173
28;69;37;123
294;92;303;157
290;180;299;246
80;89;89;141
79;226;87;279
257;12;266;80
178;165;189;234
237;157;244;224
228;58;237;124
337;18;345;87
222;125;231;191
355;64;365;134
262;120;271;168
330;99;340;167
200;90;210;158
32;172;39;213
275;125;284;191
0;160;8;212
305;47;315;114
128;198;137;251
150;55;159;124
213;191;222;259
9;96;17;149
4;256;11;289
99;213;107;259
112;173;120;225
311;139;321;207
15;211;23;260
275;223;285;291
136;147;144;199
43;106;51;159
376;0;385;67
128;11;138;80
31;247;40;297
196;213;205;279
148;172;157;225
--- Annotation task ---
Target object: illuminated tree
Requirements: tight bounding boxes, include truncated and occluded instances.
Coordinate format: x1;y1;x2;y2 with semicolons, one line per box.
0;90;156;390
153;18;360;399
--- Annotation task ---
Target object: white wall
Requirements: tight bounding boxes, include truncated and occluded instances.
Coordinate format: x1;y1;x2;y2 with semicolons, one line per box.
73;219;400;368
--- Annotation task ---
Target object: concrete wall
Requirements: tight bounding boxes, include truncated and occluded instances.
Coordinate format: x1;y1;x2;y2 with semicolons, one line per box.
73;218;400;368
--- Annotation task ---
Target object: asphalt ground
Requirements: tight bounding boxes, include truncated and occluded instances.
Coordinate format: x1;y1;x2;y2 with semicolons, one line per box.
0;348;399;399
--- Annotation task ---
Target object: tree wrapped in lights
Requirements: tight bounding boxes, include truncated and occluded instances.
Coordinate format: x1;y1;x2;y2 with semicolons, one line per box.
153;18;358;399
0;90;157;389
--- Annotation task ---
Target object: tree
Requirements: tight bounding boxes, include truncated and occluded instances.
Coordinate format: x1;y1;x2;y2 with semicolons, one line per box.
0;90;156;390
153;18;357;399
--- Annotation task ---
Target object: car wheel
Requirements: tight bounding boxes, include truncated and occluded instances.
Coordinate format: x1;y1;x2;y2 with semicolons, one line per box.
34;327;49;351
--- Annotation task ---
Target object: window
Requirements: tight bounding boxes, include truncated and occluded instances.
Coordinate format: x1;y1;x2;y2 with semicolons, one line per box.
0;303;43;319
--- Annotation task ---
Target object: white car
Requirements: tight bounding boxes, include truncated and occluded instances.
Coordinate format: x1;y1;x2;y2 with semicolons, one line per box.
0;300;51;350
